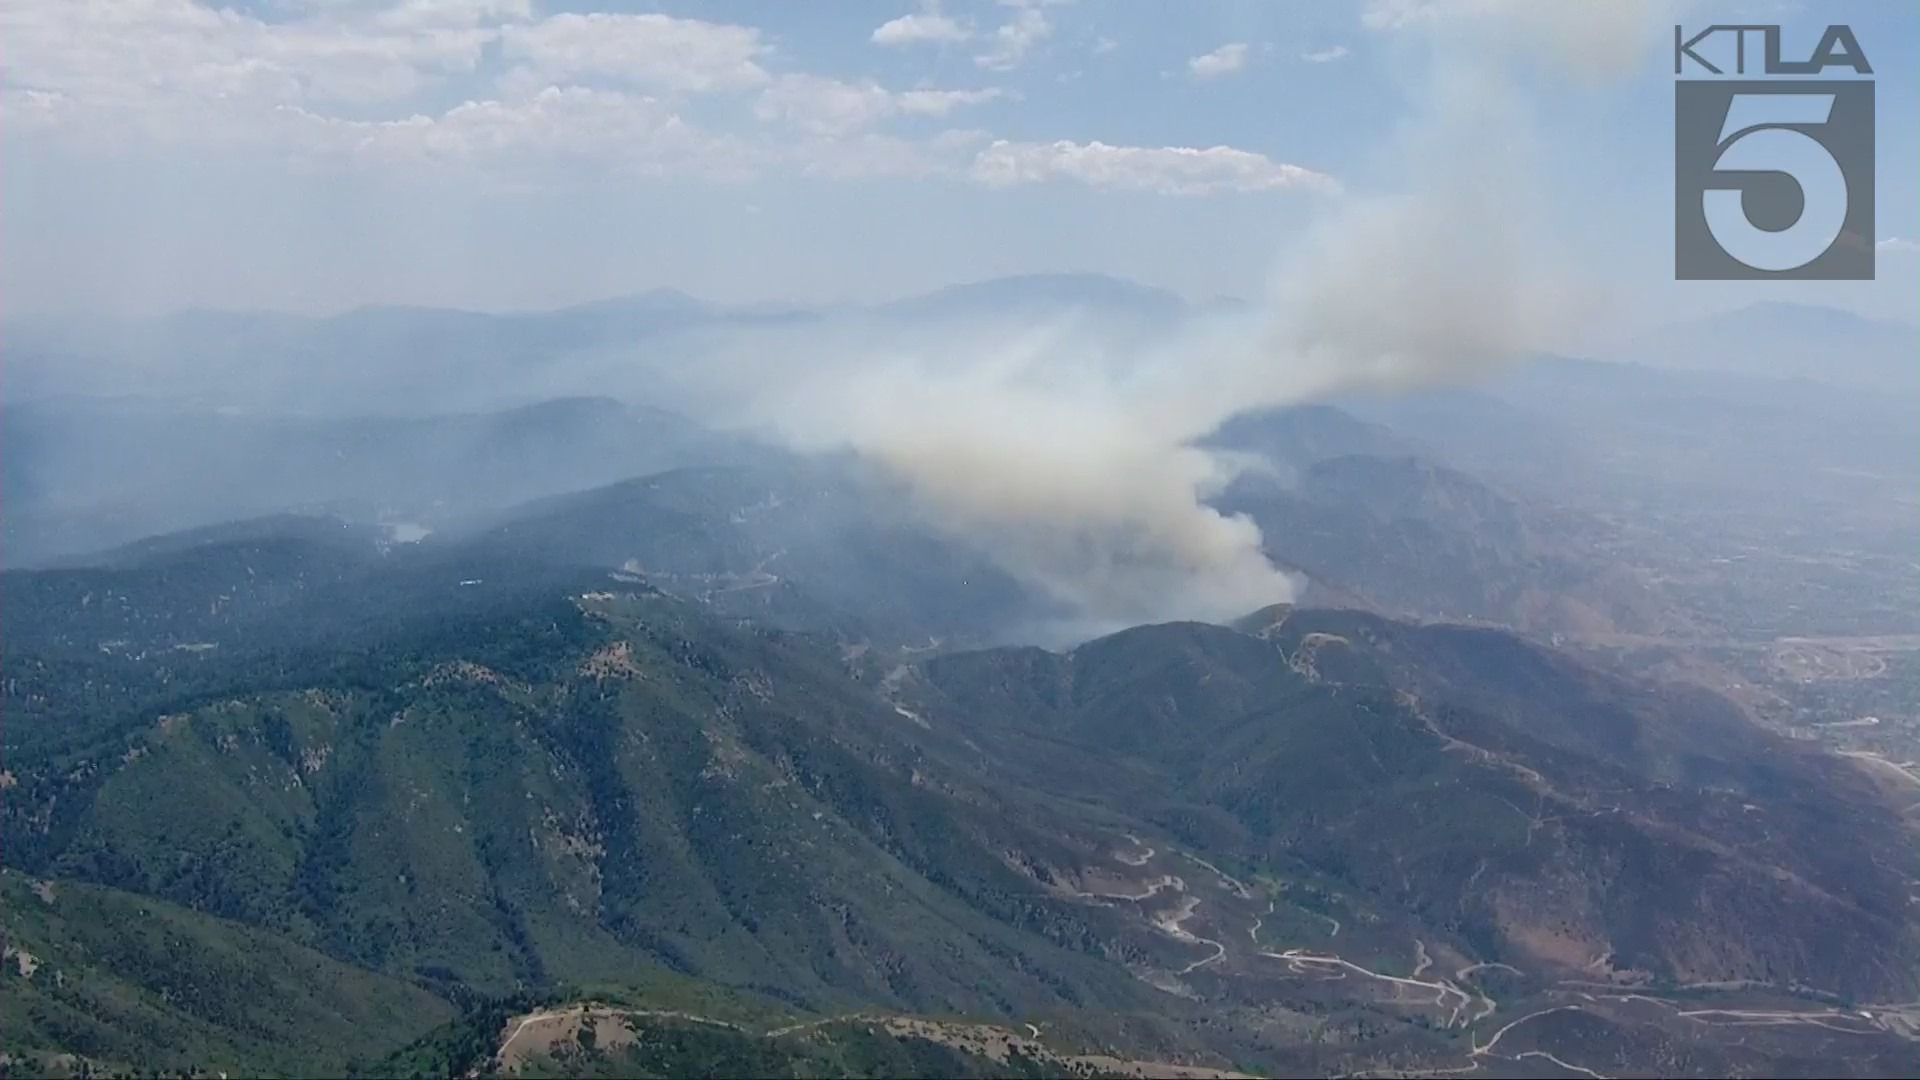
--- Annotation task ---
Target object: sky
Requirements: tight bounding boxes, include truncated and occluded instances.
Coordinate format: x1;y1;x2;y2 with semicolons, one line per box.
2;0;1916;333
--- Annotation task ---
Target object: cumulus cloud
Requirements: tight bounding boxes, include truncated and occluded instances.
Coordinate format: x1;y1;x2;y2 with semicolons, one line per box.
970;139;1336;195
497;12;771;93
754;75;1004;137
1876;237;1920;254
1;0;497;109
1300;45;1350;63
975;1;1054;71
898;88;1008;117
4;0;1335;201
872;10;971;46
290;86;767;183
1188;43;1251;80
0;1;763;179
370;0;532;28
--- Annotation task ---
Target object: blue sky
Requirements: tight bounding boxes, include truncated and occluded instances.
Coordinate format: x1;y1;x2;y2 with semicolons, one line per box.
2;0;1914;333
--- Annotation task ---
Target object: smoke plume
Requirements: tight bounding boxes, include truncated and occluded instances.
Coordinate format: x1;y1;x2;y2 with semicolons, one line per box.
674;3;1662;633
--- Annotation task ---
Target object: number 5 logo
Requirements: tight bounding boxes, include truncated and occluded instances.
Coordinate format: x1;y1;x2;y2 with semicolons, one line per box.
1702;93;1846;272
1675;80;1873;280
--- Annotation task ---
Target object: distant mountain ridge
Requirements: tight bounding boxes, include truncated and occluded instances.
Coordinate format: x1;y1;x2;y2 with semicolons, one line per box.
5;273;1190;356
1613;300;1919;391
1203;406;1689;638
2;273;1201;422
875;273;1190;322
0;395;751;568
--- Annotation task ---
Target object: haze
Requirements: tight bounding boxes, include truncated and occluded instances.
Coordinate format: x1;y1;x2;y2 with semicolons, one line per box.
3;0;1917;632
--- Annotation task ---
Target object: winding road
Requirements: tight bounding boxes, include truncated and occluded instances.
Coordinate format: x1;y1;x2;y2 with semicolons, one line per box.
1259;948;1474;1027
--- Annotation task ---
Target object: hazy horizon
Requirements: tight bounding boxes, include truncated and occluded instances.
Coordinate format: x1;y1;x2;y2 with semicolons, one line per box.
5;0;1916;629
4;0;1917;333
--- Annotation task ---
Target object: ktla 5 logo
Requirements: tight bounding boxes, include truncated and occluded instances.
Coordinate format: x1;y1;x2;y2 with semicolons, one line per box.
1674;24;1874;280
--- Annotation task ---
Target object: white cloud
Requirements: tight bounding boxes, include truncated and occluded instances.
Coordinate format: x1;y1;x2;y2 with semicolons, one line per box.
294;78;991;185
284;0;531;27
2;0;1327;199
291;85;765;182
1300;45;1350;63
754;75;894;136
0;1;765;181
1093;36;1119;55
371;0;532;28
1188;43;1250;80
1;0;497;109
753;74;1004;137
498;12;771;94
871;10;971;46
899;87;1007;117
975;2;1054;71
1877;237;1920;254
969;139;1337;195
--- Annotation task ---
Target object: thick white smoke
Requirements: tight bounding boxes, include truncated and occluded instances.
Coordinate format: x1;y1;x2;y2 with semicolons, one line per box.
718;318;1300;630
670;2;1665;633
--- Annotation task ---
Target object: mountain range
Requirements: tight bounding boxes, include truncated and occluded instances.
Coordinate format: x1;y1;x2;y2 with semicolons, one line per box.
1607;301;1919;393
5;279;1917;1078
6;496;1918;1077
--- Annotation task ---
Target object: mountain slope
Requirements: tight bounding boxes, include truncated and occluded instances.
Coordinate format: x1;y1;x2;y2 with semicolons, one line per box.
1336;356;1920;639
0;869;454;1078
1210;451;1684;637
5;525;1918;1077
1;564;1184;1022
1614;301;1919;392
2;396;745;566
907;609;1920;1001
464;463;1045;646
376;1000;1257;1080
